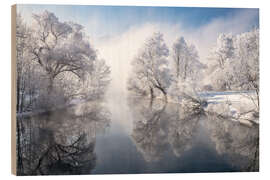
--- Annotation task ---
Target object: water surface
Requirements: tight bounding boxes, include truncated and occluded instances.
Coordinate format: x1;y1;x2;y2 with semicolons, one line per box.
19;94;259;175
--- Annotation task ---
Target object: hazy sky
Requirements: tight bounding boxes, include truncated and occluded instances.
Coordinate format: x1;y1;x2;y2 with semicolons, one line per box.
18;5;259;40
17;5;259;96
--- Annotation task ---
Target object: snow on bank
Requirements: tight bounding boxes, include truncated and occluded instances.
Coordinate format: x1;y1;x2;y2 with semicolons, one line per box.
165;90;259;126
200;91;259;125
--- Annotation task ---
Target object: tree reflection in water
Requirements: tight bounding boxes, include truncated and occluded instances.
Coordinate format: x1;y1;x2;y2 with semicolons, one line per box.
131;99;169;162
204;113;259;171
17;97;259;174
17;102;111;175
130;97;259;171
131;98;203;162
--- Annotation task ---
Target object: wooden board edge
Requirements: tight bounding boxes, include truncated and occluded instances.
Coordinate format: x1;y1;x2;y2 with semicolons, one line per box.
11;4;17;176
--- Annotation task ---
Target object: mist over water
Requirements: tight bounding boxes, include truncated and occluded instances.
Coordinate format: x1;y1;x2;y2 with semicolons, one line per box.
100;44;133;134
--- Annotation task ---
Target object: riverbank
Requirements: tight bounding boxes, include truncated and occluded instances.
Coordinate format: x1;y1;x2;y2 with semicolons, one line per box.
131;91;259;126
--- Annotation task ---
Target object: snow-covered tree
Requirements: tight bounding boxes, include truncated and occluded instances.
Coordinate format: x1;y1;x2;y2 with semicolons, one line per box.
172;37;187;79
207;33;235;91
211;33;235;69
80;58;111;100
170;36;205;103
16;11;111;111
206;29;259;109
54;58;110;102
29;11;97;92
128;32;172;101
172;37;204;82
16;14;45;112
233;29;259;108
16;13;29;112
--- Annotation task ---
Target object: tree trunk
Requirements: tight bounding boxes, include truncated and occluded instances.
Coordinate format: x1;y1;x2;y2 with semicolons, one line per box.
149;86;154;107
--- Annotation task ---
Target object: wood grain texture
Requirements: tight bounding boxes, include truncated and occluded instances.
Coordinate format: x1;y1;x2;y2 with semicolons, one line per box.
11;4;17;175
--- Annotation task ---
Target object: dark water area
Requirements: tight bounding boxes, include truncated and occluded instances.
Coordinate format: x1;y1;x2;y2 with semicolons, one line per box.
17;95;259;175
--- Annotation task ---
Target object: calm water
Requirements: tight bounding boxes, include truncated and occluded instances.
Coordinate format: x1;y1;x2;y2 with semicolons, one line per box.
19;93;259;175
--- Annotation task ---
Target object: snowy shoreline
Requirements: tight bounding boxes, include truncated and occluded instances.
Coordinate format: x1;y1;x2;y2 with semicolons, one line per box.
16;98;94;118
17;91;259;127
160;90;259;126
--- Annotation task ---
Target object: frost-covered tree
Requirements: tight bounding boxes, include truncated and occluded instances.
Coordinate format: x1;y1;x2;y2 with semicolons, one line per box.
170;37;205;103
211;33;235;69
54;58;110;102
16;11;111;111
29;11;97;92
207;33;235;91
80;59;111;100
172;37;187;79
233;29;259;108
16;13;30;112
128;32;172;101
207;29;259;109
172;37;204;81
16;14;44;112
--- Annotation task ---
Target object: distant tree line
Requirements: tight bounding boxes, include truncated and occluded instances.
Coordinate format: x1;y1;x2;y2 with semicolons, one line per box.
128;29;259;109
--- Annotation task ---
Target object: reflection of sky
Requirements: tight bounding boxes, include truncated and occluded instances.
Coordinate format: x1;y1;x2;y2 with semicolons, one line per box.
17;5;259;39
93;99;259;173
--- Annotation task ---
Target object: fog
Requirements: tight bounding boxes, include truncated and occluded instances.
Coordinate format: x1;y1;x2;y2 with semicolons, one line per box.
94;9;258;97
